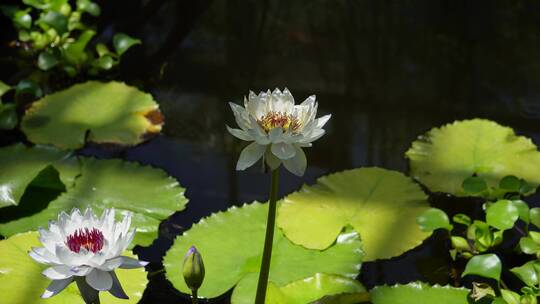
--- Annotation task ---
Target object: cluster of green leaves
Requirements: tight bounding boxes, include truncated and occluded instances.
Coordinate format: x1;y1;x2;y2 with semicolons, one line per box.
1;0;141;76
0;79;43;130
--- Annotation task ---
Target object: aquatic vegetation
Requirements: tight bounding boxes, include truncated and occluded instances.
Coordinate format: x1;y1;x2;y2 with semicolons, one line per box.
227;88;330;176
0;231;147;303
183;246;205;304
29;208;147;301
22;81;163;149
163;202;363;302
370;282;470;304
277;167;430;261
1;0;140;76
406;119;540;196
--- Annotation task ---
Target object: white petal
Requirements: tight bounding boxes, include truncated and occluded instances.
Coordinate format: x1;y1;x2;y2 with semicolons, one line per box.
108;271;129;299
227;125;253;141
86;269;113;291
41;278;73;298
265;149;281;170
29;247;54;264
236;142;266;170
283;146;307;176
300;128;326;144
271;143;296;160
268;127;284;143
43;265;73;280
300;95;316;107
229;102;251;130
315;114;331;128
118;256;149;269
97;257;124;271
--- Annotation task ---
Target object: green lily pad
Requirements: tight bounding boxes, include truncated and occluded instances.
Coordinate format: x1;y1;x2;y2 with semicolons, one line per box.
163;202;363;300
232;273;366;304
21;81;163;149
0;231;148;304
486;200;519;230
406;119;540;196
0;157;187;246
370;282;470;304
417;208;453;231
0;144;72;208
277;167;430;261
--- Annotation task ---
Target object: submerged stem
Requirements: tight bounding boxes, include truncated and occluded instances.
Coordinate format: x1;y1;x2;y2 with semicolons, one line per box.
191;289;198;304
254;169;280;304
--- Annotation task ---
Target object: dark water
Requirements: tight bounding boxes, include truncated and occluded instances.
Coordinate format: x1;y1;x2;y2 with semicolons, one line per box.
2;1;540;303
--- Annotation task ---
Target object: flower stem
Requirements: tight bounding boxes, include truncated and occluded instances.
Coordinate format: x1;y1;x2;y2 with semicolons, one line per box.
191;289;198;304
254;169;280;304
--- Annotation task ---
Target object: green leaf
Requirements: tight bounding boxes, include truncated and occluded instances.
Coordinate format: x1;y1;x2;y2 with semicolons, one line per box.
519;236;540;255
486;200;519;230
0;157;187;247
453;214;471;226
530;208;540;228
76;0;100;16
462;254;502;282
0;231;147;304
451;236;470;251
21;81;163;149
277;167;430;261
0;80;11;97
417;208;453;231
501;290;522;304
95;43;111;57
406;119;540;196
510;200;530;224
510;260;540;287
0;103;18;130
370;282;470;304
163;202;363;300
15;79;43;99
462;176;488;195
38;11;68;34
231;273;366;304
113;33;141;56
0;144;71;208
499;175;522;192
37;50;59;70
13;9;32;29
63;30;96;66
93;55;115;70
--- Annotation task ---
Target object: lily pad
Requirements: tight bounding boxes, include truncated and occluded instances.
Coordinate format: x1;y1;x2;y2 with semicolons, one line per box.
231;273;366;304
277;167;430;261
0;157;187;246
406;119;540;196
0;231;148;304
0;144;72;208
163;202;363;300
22;81;163;149
370;282;470;304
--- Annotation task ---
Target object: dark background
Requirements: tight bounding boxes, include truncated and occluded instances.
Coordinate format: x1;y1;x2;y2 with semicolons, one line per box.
2;1;540;303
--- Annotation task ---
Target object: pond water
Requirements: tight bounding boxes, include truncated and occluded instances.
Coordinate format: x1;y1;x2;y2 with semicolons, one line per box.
1;1;540;303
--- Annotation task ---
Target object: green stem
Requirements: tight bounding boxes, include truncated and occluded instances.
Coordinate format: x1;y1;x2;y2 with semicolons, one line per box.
191;289;198;304
254;169;280;304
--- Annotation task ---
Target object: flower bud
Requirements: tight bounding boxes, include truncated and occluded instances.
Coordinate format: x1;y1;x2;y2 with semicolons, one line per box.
183;246;205;291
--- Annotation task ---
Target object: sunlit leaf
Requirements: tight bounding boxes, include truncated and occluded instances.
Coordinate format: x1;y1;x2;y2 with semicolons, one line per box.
231;273;366;304
0;80;11;97
113;33;141;56
511;200;530;224
76;0;100;16
277;167;430;261
462;254;502;282
38;50;59;70
501;290;522;304
38;11;68;34
0;144;71;208
453;214;471;226
22;81;163;149
370;282;470;304
417;208;452;231
530;208;540;228
0;157;187;246
486;200;519;230
519;236;540;255
0;231;147;304
406;119;540;196
510;260;540;287
164;202;363;300
13;9;32;29
63;30;96;66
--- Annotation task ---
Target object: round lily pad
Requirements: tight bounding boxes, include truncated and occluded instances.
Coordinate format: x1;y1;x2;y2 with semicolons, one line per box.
231;273;366;304
370;282;470;304
163;202;363;301
0;157;187;247
0;231;148;304
406;119;540;196
21;81;163;149
277;167;430;261
0;144;72;208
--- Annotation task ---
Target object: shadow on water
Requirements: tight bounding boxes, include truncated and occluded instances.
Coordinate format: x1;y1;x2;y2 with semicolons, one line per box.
2;0;540;303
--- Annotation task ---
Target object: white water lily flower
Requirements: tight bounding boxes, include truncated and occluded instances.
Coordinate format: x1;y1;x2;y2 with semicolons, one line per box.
227;88;331;176
29;208;148;301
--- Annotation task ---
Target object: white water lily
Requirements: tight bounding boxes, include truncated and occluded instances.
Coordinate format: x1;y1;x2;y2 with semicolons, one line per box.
227;88;331;176
29;208;148;301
